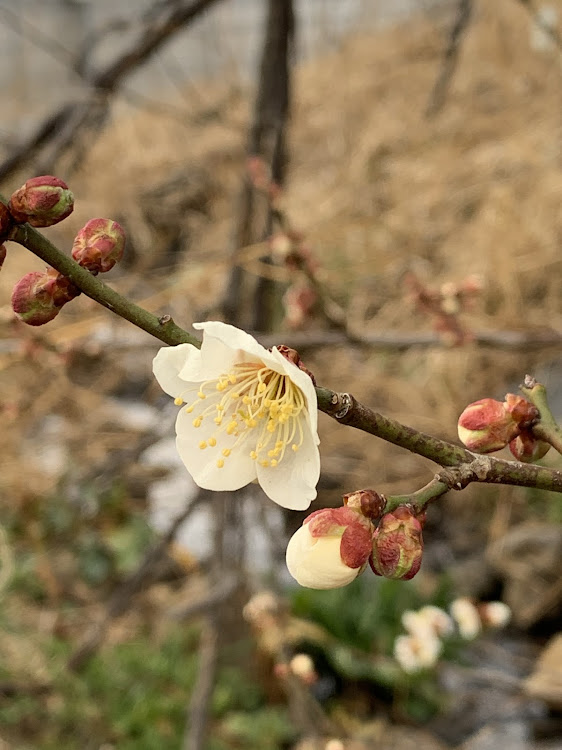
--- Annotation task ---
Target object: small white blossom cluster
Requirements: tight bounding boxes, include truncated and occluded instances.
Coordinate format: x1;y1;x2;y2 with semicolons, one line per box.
394;599;511;673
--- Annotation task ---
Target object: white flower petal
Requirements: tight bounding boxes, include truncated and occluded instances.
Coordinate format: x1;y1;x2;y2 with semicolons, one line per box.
286;524;358;589
257;419;320;509
153;344;201;397
194;321;269;365
175;408;257;491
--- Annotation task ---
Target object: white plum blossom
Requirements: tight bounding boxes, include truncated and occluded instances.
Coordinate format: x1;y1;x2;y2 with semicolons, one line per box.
402;605;454;639
450;597;482;640
394;632;442;673
153;321;320;510
480;601;511;628
285;507;373;589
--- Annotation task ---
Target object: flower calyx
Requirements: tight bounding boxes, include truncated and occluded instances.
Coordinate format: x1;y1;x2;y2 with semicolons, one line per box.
275;345;316;385
8;176;74;228
370;505;423;580
286;506;374;589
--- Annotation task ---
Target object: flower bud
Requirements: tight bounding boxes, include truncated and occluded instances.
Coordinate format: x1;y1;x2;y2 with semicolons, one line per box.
509;430;550;463
343;488;386;521
450;597;481;640
503;393;539;426
457;398;521;453
71;218;126;273
479;600;511;628
11;269;79;326
8;176;74;227
370;506;423;580
285;506;373;590
0;244;6;270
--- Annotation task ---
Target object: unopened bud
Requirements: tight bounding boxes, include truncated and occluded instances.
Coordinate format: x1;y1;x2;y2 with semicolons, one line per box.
370;506;423;580
509;430;550;462
503;393;539;427
11;269;79;326
0;244;6;270
9;176;74;227
458;398;521;453
343;488;386;521
71;218;125;273
286;506;373;590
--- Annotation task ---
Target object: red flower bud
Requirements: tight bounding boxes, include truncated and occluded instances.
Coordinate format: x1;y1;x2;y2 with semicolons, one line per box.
8;176;74;228
343;488;386;521
509;430;550;463
11;269;79;326
71;218;125;273
370;506;423;580
457;398;521;453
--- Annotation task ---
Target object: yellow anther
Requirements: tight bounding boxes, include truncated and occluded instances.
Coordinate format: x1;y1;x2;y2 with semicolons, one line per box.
193;417;202;428
292;444;299;452
275;441;284;450
208;437;217;447
228;374;237;384
243;396;252;405
281;404;293;415
217;459;225;469
231;392;240;399
250;450;258;460
199;441;208;450
216;403;225;412
246;418;257;428
197;391;206;400
267;421;276;433
214;416;223;425
271;459;278;467
222;448;231;457
216;381;227;391
258;382;267;393
185;405;194;414
227;421;237;435
278;414;289;424
260;460;270;467
264;399;272;407
174;397;184;406
267;449;279;458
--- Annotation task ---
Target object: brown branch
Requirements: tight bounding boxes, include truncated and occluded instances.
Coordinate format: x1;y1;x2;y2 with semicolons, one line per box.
0;0;222;182
426;0;473;117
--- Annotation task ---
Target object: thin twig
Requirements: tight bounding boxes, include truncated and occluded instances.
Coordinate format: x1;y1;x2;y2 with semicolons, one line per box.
182;616;220;750
425;0;473;117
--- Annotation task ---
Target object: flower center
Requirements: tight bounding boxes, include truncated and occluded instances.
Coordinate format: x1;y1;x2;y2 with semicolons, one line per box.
174;362;307;469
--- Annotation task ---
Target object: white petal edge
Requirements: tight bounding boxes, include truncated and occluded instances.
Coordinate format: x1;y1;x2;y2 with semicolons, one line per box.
256;418;320;510
153;344;201;398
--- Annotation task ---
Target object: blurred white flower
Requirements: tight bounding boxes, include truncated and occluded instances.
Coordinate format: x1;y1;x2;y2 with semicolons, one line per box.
394;632;442;673
450;597;482;640
285;507;373;590
153;321;320;510
289;653;317;684
480;601;511;628
402;605;454;639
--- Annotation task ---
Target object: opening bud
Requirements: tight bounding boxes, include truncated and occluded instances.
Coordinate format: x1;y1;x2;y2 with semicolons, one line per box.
509;430;550;463
8;176;74;228
71;218;126;273
286;506;374;590
457;398;522;453
370;506;423;580
11;269;79;326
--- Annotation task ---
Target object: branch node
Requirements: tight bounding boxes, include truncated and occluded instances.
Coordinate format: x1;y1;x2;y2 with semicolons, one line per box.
158;314;172;326
334;392;354;420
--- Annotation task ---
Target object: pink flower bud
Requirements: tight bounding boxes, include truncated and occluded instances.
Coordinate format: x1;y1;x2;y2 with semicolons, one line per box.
370;506;423;580
11;269;79;326
71;218;126;273
509;430;550;462
8;176;74;228
457;398;521;453
285;506;373;589
503;393;539;427
0;244;6;270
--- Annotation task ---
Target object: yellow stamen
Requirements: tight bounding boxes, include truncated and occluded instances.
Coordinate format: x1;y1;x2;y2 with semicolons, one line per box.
222;448;231;457
193;417;202;428
208;437;217;447
174;397;184;406
217;459;225;468
199;441;207;449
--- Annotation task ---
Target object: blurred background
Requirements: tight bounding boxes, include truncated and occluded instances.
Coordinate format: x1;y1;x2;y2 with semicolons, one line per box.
0;1;561;748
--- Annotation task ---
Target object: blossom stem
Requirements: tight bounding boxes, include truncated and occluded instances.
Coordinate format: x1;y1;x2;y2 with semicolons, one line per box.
8;220;562;495
384;477;450;514
521;376;562;455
